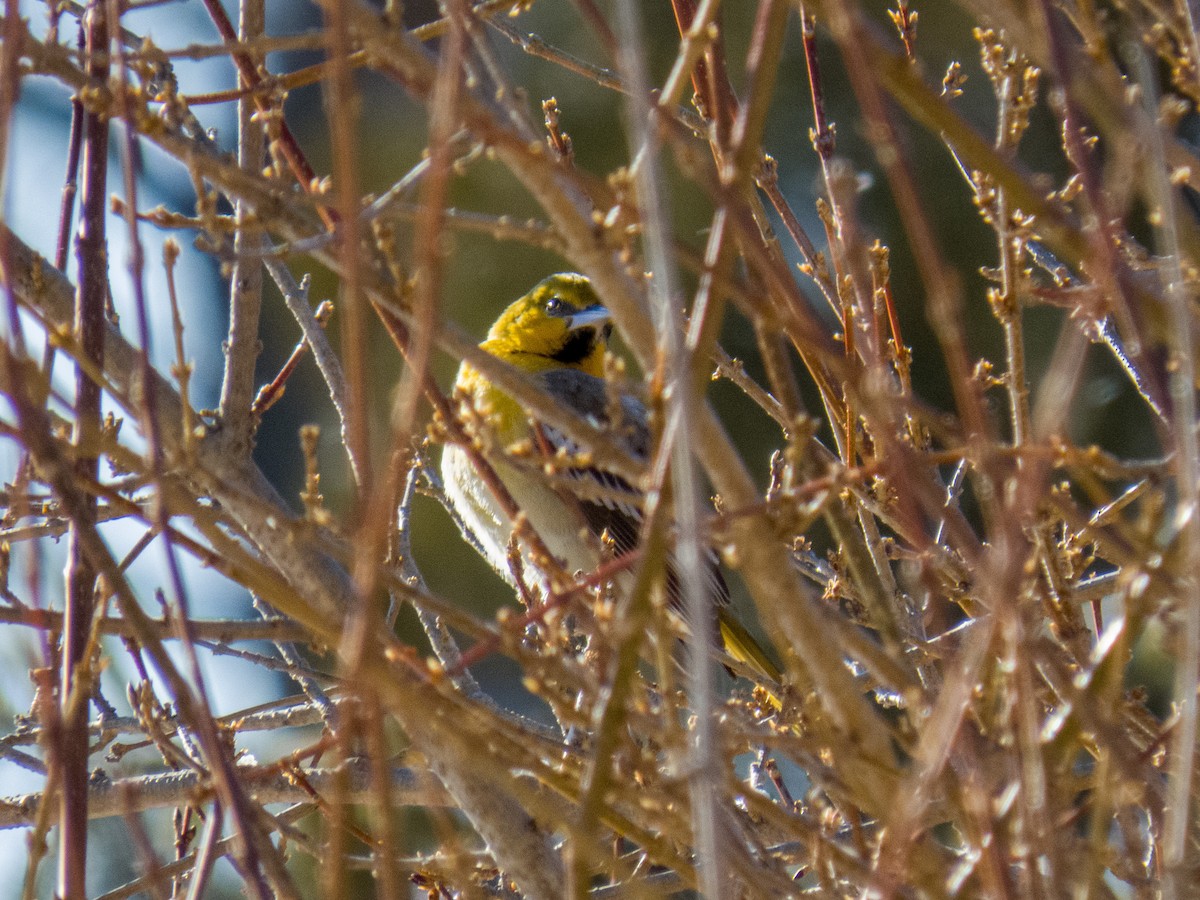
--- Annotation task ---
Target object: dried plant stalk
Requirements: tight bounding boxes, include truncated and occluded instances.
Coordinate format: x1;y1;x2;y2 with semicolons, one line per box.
0;0;1197;896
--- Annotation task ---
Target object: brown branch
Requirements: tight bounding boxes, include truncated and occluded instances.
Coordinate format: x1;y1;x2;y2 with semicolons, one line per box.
0;760;447;830
0;606;309;644
58;3;109;893
216;0;266;450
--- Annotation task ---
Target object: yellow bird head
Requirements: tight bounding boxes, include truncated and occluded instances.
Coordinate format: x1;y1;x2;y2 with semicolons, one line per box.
482;273;611;378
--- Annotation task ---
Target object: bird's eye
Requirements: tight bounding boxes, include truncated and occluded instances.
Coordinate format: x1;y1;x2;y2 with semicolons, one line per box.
544;296;567;316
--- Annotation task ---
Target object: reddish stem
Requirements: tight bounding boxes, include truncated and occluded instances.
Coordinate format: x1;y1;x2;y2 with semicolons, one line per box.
59;3;108;894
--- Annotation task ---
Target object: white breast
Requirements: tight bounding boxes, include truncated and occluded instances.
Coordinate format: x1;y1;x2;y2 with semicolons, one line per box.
440;444;601;599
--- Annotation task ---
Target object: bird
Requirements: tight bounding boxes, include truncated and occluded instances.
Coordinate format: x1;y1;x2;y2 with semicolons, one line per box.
440;272;781;687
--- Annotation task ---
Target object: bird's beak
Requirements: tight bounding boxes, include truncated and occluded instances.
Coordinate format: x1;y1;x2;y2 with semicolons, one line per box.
566;304;610;332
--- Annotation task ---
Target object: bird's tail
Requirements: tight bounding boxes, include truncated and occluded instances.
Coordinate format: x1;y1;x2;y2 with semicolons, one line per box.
717;608;784;711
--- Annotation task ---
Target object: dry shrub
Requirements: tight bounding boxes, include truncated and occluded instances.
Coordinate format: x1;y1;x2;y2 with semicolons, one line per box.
0;0;1196;897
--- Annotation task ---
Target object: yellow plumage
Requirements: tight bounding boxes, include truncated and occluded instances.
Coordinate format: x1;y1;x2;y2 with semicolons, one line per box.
441;273;615;590
441;273;781;691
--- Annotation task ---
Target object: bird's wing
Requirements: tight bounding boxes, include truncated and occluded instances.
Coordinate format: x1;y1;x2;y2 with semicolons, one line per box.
534;368;646;555
533;368;730;608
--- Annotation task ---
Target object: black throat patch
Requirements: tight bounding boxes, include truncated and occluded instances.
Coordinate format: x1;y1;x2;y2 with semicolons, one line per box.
551;327;601;365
